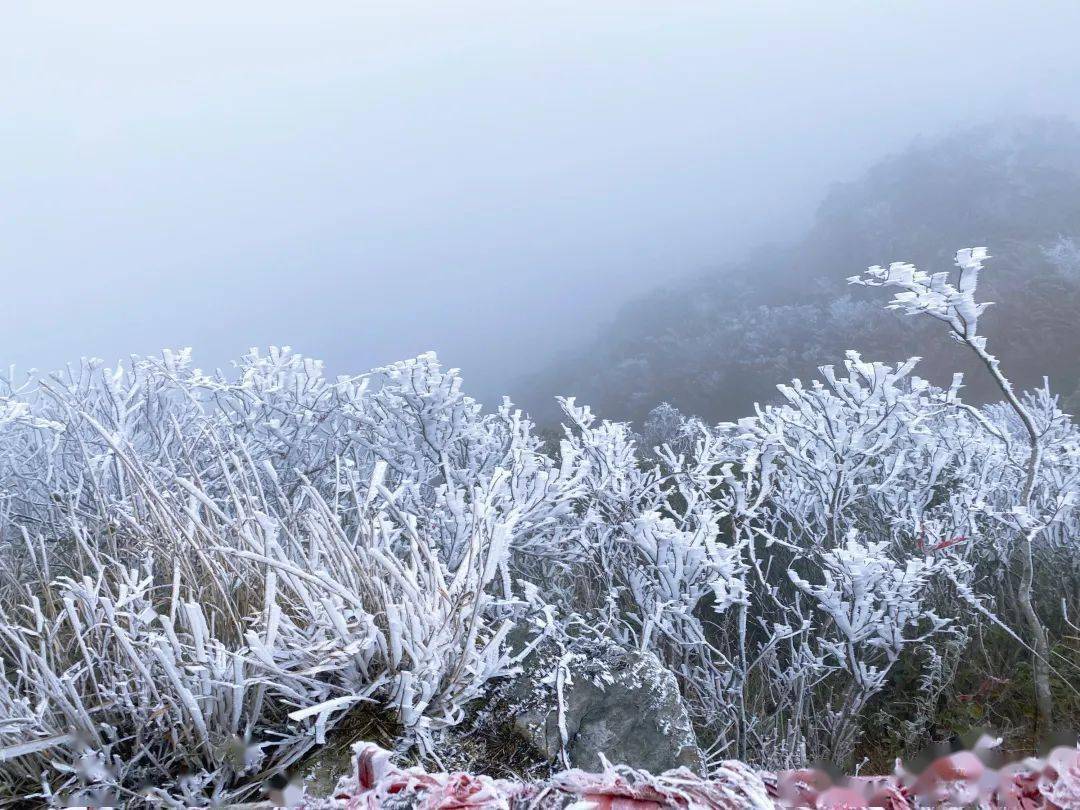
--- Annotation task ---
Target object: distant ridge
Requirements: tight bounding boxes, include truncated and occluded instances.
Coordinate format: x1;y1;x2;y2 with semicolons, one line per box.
522;117;1080;424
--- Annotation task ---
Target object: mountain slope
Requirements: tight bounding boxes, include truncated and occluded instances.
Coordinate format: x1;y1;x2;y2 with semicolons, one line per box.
523;118;1080;424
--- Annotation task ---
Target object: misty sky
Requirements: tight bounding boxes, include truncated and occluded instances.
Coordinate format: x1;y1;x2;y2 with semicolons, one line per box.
4;2;1080;402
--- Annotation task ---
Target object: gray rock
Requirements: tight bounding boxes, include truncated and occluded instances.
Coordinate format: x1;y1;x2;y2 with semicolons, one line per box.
504;639;703;774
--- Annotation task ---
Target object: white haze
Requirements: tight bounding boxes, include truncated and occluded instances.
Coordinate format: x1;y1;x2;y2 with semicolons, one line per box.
3;1;1080;402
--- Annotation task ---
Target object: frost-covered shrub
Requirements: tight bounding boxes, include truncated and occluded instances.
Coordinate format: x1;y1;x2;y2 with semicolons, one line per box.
0;248;1077;803
851;247;1080;733
0;351;561;804
506;356;976;768
667;354;970;765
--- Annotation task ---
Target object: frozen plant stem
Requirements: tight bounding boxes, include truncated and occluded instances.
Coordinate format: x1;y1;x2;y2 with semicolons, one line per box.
851;247;1054;733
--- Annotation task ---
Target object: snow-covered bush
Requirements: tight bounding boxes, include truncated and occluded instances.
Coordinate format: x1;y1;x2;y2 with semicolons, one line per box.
503;354;973;768
851;247;1080;733
0;351;565;804
0;247;1077;803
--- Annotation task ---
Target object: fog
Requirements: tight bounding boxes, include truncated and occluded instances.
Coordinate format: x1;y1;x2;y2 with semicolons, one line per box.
3;1;1080;403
